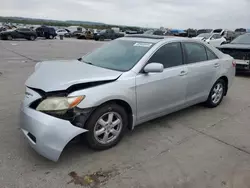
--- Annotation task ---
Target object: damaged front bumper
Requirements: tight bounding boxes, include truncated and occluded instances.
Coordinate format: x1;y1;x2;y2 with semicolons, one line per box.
20;103;88;161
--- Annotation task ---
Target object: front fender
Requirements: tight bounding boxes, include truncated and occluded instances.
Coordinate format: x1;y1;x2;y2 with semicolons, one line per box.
68;79;137;121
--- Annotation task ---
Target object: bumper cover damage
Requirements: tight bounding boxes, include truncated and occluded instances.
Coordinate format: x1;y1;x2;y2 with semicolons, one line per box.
20;104;88;161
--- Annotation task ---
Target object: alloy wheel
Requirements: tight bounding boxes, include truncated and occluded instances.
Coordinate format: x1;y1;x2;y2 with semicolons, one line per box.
211;82;223;104
94;112;123;144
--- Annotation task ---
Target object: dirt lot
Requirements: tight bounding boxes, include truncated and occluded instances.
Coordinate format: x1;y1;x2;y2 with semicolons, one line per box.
1;38;250;188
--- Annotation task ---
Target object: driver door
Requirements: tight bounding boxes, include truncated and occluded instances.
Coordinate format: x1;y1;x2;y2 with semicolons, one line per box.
136;42;187;123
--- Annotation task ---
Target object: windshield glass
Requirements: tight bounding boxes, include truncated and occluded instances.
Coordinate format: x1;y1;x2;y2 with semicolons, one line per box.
81;40;154;71
197;33;212;39
231;34;250;44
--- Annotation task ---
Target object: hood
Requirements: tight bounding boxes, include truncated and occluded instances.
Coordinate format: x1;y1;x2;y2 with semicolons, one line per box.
26;60;122;92
218;43;250;50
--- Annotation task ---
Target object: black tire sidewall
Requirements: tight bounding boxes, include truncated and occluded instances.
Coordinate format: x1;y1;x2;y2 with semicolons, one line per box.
30;35;35;41
99;36;104;41
85;103;128;150
7;35;12;40
206;79;225;108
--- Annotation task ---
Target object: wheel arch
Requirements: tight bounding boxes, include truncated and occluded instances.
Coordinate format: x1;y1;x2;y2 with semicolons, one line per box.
218;76;228;96
93;99;135;130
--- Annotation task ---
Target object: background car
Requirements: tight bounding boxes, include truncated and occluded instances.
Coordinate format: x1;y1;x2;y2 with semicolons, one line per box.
94;29;124;41
196;29;213;35
36;26;57;39
193;33;226;47
0;28;37;40
218;33;250;72
77;30;94;39
144;29;165;36
56;29;69;36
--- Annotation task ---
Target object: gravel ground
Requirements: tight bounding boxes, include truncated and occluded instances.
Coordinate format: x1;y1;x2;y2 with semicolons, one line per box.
1;38;250;188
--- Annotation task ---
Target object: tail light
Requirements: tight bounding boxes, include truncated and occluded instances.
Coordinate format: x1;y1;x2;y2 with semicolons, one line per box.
232;60;236;67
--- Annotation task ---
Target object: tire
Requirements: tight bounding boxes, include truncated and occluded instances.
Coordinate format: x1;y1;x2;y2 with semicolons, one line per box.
205;79;225;108
78;36;86;40
7;35;13;40
49;35;53;39
99;36;105;41
85;103;128;150
29;35;36;41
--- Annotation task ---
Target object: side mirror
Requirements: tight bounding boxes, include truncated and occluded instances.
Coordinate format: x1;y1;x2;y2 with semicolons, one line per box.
144;63;164;73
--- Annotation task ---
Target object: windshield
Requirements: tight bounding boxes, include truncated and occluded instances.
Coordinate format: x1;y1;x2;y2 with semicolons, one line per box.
197;33;212;39
231;34;250;44
81;40;154;71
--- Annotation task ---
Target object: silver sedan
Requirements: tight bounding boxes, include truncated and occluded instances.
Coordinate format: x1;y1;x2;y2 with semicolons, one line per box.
20;35;235;161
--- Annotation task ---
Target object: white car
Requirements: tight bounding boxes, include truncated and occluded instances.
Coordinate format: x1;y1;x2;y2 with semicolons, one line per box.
193;33;226;47
56;29;68;36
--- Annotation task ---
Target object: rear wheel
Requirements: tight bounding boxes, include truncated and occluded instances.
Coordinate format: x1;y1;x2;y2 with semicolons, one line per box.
85;103;128;150
205;79;225;108
7;35;12;40
49;35;53;39
29;35;36;41
99;36;105;41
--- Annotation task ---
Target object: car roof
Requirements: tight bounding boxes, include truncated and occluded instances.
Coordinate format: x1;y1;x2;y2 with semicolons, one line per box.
119;34;190;43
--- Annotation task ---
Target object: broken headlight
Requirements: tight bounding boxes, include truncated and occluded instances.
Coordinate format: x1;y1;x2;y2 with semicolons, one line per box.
36;96;85;113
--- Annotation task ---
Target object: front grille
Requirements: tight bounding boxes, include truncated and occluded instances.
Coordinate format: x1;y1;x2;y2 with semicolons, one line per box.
220;48;250;60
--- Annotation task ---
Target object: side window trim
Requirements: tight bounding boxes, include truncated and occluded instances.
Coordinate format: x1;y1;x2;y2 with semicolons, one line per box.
182;41;209;65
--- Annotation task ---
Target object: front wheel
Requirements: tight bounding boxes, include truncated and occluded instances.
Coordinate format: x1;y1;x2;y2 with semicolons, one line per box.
29;35;36;41
205;79;225;108
85;103;128;150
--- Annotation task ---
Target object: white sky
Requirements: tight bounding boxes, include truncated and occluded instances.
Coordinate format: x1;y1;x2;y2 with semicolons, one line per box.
1;0;250;29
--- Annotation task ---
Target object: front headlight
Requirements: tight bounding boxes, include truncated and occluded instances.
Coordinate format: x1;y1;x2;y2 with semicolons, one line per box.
36;96;85;111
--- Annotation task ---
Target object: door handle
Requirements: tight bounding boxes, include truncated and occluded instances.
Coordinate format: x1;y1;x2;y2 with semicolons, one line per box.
179;70;188;76
214;63;220;67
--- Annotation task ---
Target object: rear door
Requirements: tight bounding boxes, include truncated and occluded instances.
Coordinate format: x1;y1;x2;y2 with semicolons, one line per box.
136;42;188;122
182;42;219;105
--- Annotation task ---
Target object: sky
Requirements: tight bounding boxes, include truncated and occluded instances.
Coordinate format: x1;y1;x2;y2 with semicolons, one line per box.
1;0;250;29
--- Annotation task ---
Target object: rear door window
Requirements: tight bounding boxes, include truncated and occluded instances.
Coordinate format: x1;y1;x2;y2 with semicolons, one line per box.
183;42;207;64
